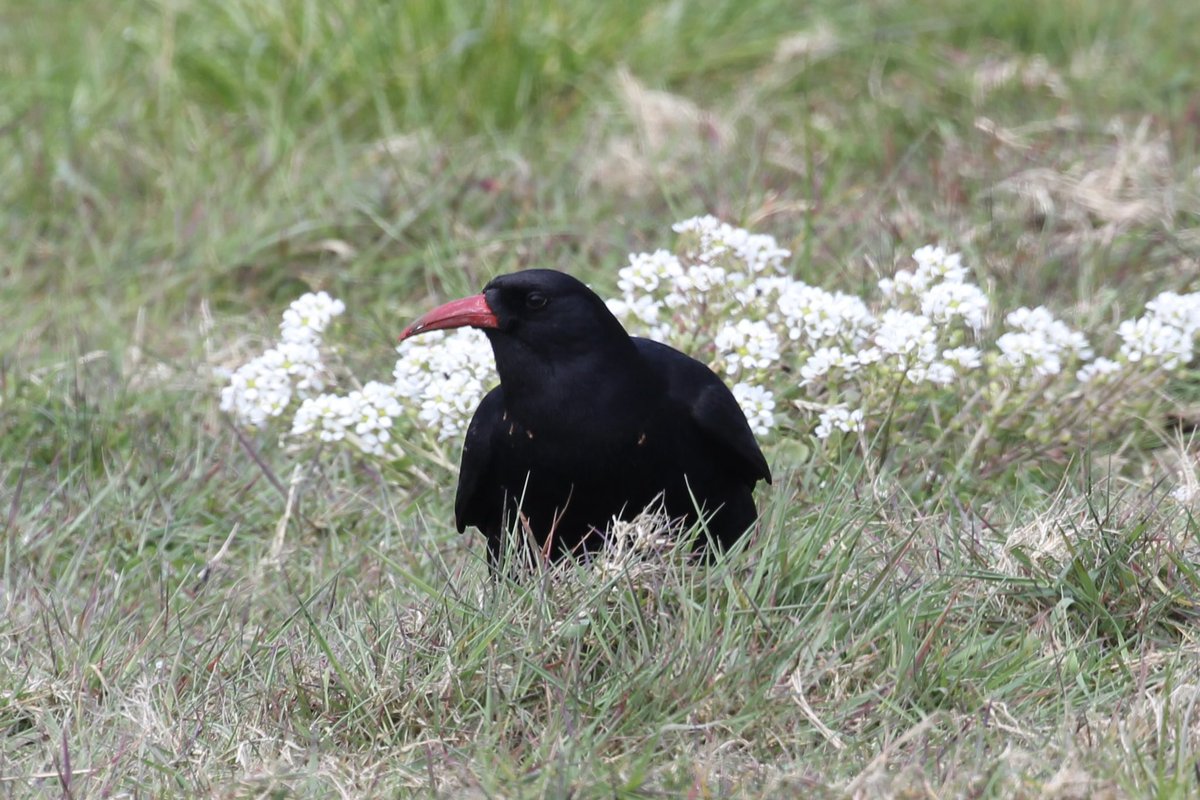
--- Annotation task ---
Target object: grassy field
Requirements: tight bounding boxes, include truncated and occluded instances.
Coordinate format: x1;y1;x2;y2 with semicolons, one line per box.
4;0;1200;796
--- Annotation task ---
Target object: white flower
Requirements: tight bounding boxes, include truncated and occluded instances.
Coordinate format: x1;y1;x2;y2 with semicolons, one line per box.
775;283;831;340
221;291;345;428
906;361;955;385
220;349;296;428
274;339;326;392
996;331;1062;376
912;245;967;284
734;231;792;274
828;293;875;342
1005;306;1054;332
280;291;346;343
673;215;791;274
814;406;864;440
927;362;956;384
672;214;725;243
292;383;403;456
1146;291;1200;336
714;319;781;376
291;393;357;443
775;282;874;343
617;249;684;297
1117;316;1193;369
854;346;883;366
799;346;857;385
942;346;982;371
1005;307;1092;358
350;381;404;454
1076;357;1121;383
734;274;787;309
996;307;1091;376
665;264;729;308
921;282;989;330
395;328;495;441
418;370;488;441
606;295;662;331
873;310;937;363
292;381;407;455
878;268;929;298
394;328;494;396
732;383;776;436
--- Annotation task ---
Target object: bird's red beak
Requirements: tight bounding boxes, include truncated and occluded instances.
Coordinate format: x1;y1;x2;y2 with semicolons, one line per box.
400;293;500;341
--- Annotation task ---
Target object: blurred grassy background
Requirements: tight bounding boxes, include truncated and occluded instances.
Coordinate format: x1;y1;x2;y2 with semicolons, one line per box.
4;0;1200;796
6;0;1198;355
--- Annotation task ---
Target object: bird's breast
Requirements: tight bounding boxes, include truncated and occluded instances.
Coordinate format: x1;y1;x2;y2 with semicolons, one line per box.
499;403;664;487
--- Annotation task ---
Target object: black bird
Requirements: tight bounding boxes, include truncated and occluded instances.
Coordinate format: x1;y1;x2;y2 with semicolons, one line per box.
400;269;771;566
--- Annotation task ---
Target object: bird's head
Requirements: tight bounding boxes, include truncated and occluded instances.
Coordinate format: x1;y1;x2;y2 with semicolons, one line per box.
400;269;631;364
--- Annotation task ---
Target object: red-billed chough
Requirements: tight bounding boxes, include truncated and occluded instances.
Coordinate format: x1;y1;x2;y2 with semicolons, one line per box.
400;269;771;566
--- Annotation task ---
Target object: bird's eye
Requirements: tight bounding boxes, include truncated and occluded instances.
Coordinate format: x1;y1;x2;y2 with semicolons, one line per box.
525;292;548;310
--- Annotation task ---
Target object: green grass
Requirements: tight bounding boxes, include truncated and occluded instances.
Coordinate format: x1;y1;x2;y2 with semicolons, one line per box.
5;0;1200;796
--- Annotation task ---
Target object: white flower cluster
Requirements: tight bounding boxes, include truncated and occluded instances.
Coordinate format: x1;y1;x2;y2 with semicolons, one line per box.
879;245;967;297
921;281;989;331
673;214;790;275
217;290;495;455
815;406;864;440
393;328;496;441
1072;290;1200;382
798;345;859;386
607;216;797;340
280;291;347;343
867;246;990;386
1146;291;1200;335
1118;318;1191;368
942;346;983;371
996;306;1091;378
732;382;776;437
714;319;781;378
1075;357;1121;384
291;381;403;456
220;217;1200;472
772;281;874;345
616;249;683;296
608;228;993;439
873;309;936;362
219;292;344;428
1116;290;1200;370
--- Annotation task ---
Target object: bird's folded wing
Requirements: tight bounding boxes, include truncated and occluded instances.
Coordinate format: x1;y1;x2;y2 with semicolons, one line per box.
687;383;773;487
454;387;504;533
635;338;772;487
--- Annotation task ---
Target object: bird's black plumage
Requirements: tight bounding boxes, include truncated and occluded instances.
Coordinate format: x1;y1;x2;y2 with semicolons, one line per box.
401;269;771;566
